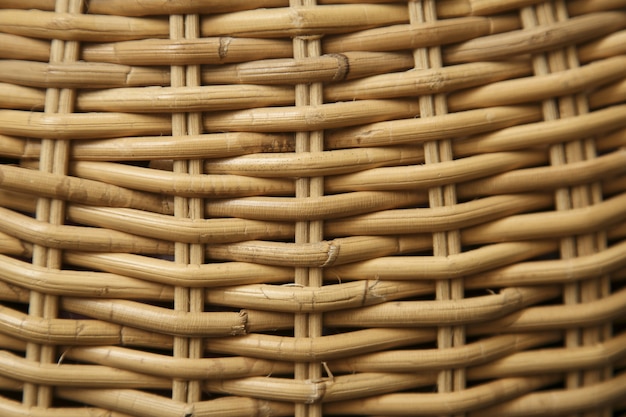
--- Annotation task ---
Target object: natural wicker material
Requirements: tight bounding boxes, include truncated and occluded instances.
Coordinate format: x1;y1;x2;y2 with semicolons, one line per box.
0;0;625;416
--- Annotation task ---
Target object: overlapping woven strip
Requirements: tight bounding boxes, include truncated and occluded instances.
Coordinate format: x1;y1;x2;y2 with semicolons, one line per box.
0;0;625;416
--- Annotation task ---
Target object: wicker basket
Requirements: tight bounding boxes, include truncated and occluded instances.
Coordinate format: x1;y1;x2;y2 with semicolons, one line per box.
0;0;625;416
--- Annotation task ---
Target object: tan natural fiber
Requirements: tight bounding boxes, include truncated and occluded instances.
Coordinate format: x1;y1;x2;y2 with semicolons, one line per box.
1;1;625;416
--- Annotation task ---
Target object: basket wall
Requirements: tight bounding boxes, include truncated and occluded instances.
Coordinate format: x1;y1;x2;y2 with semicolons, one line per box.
0;0;626;416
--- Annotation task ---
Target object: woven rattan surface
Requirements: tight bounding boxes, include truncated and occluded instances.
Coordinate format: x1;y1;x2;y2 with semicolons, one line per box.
1;0;626;416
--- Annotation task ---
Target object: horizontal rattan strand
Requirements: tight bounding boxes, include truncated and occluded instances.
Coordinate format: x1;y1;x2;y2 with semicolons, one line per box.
58;388;192;417
324;240;553;281
0;206;171;254
5;190;623;258
327;376;557;415
76;84;294;113
323;15;518;54
597;127;626;153
49;106;536;161
202;51;413;84
3;273;439;310
206;372;431;404
325;151;545;193
0;100;419;139
65;332;550;380
459;146;626;197
568;0;626;15
64;242;551;293
73;61;531;113
216;236;419;267
67;161;294;197
468;286;626;334
205;146;423;177
446;55;626;112
67;205;294;244
326;124;626;197
0;254;172;299
0;305;172;347
0;83;44;110
0;375;21;391
578;29;626;62
325;189;626;239
60;298;246;337
331;332;558;373
66;345;291;380
70;132;295;161
323;193;552;236
326;105;540;149
206;98;420;133
0;33;50;62
207;328;434;361
205;236;418;267
472;370;626;417
467;331;626;379
322;286;560;328
0;52;411;88
0;231;28;257
0;325;433;360
80;0;552;18
325;60;534;102
465;238;626;288
57;389;293;417
0;397;135;417
12;330;623;383
0;334;28;351
0;10;169;42
0;164;172;213
0;260;287;302
86;0;286;16
74;234;404;272
459;116;626;157
604;176;626;202
15;196;601;264
0;350;168;388
254;158;626;205
327;236;626;286
81;37;293;66
0;110;170;140
204;100;419;132
65;252;292;287
333;104;623;157
589;77;626;109
205;280;431;313
0;203;172;254
204;191;424;222
0;196;291;251
462;191;626;243
200;4;409;38
9;0;618;19
337;333;626;379
434;0;543;17
0;60;170;89
442;11;626;64
5;136;286;164
0;280;29;303
205;377;323;404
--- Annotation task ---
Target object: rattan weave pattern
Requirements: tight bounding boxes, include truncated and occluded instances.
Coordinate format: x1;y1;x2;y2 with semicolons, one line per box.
0;0;625;416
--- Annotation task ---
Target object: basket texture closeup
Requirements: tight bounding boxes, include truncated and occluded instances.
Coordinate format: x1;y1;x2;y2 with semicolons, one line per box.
1;0;626;416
